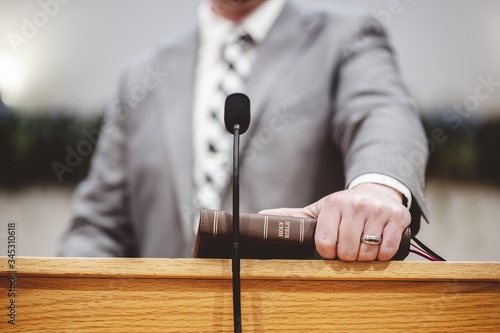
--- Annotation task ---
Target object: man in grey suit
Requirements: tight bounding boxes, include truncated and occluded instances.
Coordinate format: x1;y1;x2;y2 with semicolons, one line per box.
59;0;428;261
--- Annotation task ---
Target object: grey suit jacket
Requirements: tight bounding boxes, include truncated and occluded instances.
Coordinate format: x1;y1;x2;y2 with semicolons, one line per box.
59;1;429;257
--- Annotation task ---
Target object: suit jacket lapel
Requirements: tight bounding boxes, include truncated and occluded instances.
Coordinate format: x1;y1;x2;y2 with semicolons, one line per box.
156;27;199;244
241;1;319;159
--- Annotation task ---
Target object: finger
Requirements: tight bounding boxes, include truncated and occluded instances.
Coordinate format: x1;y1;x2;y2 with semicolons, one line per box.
358;216;385;261
336;203;365;261
314;198;341;259
259;196;327;218
357;199;386;261
258;207;307;217
378;205;411;261
377;222;403;261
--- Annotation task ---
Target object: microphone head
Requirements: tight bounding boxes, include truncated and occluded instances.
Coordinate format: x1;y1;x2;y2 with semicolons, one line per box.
224;93;251;134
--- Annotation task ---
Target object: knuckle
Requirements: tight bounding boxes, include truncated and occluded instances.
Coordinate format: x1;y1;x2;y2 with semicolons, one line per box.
315;237;332;249
351;196;368;212
377;249;395;261
328;192;343;205
387;205;399;217
315;236;336;259
337;248;358;261
390;205;409;222
358;251;377;261
371;200;385;218
378;241;399;260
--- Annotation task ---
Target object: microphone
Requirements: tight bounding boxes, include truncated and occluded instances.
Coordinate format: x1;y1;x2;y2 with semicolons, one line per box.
224;92;250;333
224;93;250;134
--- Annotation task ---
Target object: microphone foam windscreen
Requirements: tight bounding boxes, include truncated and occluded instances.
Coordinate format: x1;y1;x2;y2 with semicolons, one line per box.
224;93;251;134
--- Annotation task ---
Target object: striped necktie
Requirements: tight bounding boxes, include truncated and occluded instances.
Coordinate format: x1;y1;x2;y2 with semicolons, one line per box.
195;32;255;211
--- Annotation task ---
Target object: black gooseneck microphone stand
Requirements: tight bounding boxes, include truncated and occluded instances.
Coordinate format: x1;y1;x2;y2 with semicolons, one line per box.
224;93;250;333
232;123;242;333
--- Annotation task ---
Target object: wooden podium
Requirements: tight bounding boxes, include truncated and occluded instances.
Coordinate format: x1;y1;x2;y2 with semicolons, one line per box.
1;257;499;332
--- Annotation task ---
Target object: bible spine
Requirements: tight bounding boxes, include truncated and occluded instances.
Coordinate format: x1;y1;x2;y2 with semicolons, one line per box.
199;209;316;244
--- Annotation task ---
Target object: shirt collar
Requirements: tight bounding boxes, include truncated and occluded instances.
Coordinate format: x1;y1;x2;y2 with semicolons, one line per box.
198;0;287;45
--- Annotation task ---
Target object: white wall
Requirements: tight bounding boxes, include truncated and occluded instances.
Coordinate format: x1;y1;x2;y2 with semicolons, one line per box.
0;0;499;116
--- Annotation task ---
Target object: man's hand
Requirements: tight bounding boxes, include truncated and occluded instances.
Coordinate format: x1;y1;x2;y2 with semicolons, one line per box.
259;183;411;261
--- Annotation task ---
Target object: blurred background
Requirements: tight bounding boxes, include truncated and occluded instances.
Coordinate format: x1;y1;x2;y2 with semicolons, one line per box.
0;0;499;260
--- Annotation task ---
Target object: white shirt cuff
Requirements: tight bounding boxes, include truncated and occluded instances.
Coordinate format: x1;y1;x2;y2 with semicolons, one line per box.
347;173;412;209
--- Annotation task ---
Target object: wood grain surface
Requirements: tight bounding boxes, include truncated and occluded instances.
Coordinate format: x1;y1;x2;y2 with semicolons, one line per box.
1;257;499;281
0;258;499;332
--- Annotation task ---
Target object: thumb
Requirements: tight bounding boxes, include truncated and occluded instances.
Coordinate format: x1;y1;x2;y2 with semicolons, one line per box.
258;196;327;218
258;207;310;217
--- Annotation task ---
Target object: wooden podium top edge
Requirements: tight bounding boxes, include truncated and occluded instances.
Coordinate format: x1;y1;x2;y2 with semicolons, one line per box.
1;257;499;282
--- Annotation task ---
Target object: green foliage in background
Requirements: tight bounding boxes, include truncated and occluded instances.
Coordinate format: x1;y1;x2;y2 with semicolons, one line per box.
0;108;103;188
424;116;500;186
0;106;499;189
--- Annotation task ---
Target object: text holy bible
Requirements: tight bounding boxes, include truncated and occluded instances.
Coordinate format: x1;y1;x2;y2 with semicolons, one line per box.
194;209;411;260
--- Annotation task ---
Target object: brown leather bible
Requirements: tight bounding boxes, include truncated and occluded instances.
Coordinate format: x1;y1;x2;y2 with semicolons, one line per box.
193;209;411;260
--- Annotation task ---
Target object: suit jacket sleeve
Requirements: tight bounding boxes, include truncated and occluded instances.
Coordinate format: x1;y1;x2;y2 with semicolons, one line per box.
58;73;137;257
331;13;429;230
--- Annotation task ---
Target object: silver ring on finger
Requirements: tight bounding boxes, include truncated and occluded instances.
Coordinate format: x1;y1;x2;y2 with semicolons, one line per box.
361;234;382;245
